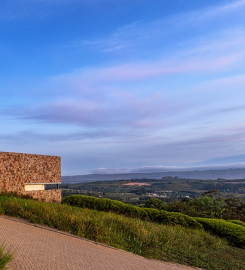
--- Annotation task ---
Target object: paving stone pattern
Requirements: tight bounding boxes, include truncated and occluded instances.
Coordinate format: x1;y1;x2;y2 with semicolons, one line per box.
0;152;61;203
0;216;200;270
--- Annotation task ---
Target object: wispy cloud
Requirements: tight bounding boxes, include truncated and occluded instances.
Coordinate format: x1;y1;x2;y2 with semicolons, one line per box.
3;60;245;133
7;93;169;129
1;0;245;174
71;0;245;54
56;52;243;85
0;129;122;143
51;33;245;100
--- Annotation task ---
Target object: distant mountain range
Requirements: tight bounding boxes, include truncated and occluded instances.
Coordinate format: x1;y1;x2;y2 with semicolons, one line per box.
62;168;245;184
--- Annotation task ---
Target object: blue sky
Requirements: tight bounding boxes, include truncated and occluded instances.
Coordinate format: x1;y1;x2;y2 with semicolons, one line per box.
1;0;245;175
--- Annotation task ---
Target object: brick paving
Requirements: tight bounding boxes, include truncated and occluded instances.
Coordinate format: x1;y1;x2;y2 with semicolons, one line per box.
0;216;200;270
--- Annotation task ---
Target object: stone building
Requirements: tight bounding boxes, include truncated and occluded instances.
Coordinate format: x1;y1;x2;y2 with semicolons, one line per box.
0;151;62;203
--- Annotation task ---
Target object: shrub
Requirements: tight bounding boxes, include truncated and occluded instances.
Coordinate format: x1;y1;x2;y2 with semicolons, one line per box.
227;220;245;227
62;195;202;229
194;217;245;248
144;196;226;219
144;198;165;210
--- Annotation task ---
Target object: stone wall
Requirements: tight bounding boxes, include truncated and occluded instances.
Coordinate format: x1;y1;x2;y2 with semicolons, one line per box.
0;152;61;203
22;190;62;203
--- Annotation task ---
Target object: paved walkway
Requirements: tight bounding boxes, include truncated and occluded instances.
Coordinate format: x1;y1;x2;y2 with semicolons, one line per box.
0;216;200;270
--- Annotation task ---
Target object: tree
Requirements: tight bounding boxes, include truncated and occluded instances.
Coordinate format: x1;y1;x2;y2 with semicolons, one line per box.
144;198;163;209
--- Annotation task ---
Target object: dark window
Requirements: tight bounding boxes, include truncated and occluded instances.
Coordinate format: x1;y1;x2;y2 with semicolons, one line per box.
45;184;59;190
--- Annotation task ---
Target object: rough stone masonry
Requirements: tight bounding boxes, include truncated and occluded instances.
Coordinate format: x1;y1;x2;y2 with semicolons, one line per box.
0;151;62;203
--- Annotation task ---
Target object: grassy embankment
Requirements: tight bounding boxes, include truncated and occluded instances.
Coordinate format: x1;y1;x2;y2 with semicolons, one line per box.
0;195;245;270
62;194;245;249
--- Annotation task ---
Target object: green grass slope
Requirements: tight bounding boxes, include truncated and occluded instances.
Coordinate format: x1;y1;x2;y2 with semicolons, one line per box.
62;195;245;249
0;196;245;270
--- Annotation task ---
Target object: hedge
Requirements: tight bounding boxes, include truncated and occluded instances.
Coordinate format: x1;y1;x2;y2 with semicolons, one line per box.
193;217;245;248
227;220;245;228
62;195;202;229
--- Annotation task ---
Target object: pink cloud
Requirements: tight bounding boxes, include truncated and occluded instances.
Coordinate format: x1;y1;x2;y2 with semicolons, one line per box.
50;53;244;96
16;89;177;130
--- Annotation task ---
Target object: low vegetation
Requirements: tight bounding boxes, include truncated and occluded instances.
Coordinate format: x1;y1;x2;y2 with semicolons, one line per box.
62;194;245;249
62;195;202;229
144;193;245;221
0;195;245;270
228;220;245;227
193;217;245;248
0;245;13;270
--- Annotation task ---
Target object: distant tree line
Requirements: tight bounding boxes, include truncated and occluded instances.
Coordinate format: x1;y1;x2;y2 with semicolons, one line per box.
203;182;245;194
144;190;245;221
